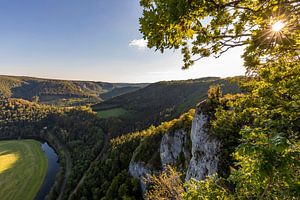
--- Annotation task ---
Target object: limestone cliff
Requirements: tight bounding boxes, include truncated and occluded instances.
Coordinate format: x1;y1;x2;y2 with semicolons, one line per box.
129;101;223;192
128;161;152;193
129;128;191;193
186;103;222;181
160;129;191;170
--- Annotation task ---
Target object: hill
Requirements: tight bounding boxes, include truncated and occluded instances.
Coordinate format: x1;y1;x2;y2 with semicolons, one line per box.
0;75;147;106
0;97;106;200
92;77;241;136
72;109;195;200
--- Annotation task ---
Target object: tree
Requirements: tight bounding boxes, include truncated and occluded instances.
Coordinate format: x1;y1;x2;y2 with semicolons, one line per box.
229;57;300;199
140;0;299;70
145;165;184;200
140;0;300;199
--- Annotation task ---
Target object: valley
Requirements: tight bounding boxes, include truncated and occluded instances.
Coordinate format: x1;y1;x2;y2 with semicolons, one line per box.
0;75;147;106
0;69;298;200
0;75;240;199
0;0;298;199
93;77;241;136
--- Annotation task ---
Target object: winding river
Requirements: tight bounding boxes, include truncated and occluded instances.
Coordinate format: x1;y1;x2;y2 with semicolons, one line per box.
35;142;60;200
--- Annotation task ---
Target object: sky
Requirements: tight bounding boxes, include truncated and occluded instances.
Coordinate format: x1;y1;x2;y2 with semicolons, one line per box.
0;0;246;83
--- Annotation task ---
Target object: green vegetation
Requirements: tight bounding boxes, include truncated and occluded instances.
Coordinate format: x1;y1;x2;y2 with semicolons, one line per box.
0;140;47;200
99;86;144;100
0;80;238;200
1;1;298;199
0;75;146;106
145;166;184;200
72;110;194;200
0;76;23;96
0;97;105;199
97;108;129;119
140;0;300;199
93;77;240;136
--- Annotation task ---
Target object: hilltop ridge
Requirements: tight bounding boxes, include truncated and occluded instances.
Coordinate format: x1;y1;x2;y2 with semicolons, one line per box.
0;75;148;106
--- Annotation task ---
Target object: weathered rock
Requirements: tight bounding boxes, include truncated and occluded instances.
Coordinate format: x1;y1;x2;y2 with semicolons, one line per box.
186;104;222;181
160;129;191;169
128;161;152;193
129;101;224;192
160;129;185;166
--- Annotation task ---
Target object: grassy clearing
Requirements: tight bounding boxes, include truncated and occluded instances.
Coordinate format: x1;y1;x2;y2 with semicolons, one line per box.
0;140;48;200
97;107;129;119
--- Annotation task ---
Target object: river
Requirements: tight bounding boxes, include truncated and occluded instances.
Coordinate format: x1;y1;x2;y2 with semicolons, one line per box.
35;142;60;200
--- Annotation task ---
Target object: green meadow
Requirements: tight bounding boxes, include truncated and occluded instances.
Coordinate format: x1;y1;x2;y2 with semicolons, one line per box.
0;140;48;200
97;107;129;119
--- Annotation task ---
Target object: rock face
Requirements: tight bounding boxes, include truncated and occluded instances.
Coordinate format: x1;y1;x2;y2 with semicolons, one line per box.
186;105;222;181
129;129;191;194
128;161;152;193
129;101;223;192
160;129;190;167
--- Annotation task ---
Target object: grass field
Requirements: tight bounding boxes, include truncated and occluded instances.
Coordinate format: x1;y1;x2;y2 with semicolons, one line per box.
97;107;129;119
0;140;48;200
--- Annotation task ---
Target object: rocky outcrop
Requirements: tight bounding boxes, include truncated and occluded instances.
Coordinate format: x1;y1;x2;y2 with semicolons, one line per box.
129;101;223;192
160;129;191;168
129;129;191;194
186;104;222;181
128;161;152;193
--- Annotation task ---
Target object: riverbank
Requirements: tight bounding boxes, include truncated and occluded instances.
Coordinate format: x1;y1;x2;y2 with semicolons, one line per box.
0;132;72;200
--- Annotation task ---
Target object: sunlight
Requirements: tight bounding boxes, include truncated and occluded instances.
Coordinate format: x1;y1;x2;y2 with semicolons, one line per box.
0;152;19;174
272;20;285;32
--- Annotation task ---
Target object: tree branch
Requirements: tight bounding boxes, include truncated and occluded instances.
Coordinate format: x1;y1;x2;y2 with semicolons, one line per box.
259;175;273;200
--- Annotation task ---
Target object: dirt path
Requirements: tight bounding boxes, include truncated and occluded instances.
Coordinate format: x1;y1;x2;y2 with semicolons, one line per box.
67;133;109;200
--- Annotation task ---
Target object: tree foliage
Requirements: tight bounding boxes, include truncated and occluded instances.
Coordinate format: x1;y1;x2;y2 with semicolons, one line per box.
73;110;195;200
93;77;240;136
140;0;299;70
145;165;184;200
140;0;300;199
0;97;105;200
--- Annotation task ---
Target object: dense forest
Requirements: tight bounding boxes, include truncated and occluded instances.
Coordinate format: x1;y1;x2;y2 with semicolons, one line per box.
0;0;299;199
0;75;147;106
71;110;195;200
0;78;240;200
136;0;300;199
93;77;241;136
0;97;105;199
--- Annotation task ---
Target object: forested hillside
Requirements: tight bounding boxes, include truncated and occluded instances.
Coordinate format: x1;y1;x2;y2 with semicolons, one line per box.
135;0;300;199
0;97;105;200
0;77;241;200
0;0;298;199
71;110;195;200
0;75;147;106
93;77;241;136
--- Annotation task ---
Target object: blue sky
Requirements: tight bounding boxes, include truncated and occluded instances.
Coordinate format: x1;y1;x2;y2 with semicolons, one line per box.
0;0;245;83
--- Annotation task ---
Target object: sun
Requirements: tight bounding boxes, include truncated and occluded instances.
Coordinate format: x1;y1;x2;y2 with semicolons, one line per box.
272;20;285;32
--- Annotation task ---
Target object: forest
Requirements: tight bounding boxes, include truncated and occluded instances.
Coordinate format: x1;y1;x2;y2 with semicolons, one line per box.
137;0;300;199
0;75;146;106
93;77;240;136
0;0;299;200
0;97;105;199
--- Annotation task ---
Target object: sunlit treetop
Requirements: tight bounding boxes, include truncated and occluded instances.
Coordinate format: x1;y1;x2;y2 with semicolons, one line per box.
139;0;300;71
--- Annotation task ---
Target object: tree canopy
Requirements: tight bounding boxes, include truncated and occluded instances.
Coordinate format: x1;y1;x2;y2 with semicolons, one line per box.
140;0;299;70
140;0;299;199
